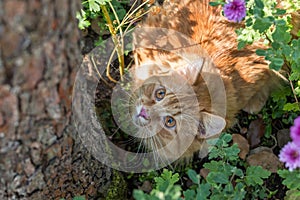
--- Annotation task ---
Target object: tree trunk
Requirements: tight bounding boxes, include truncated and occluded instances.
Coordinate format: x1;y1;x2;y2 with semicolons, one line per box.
0;0;114;199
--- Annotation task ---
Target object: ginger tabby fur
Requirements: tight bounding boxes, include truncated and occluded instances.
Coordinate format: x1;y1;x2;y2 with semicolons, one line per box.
130;0;286;160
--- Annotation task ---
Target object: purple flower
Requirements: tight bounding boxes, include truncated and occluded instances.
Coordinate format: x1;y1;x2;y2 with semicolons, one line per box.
279;142;300;171
291;116;300;146
223;0;246;22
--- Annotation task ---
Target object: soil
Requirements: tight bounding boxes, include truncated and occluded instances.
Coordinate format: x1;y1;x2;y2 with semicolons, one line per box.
0;1;114;199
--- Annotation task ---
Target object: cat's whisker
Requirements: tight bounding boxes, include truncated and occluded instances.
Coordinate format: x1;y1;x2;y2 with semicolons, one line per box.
150;136;160;165
106;125;122;140
116;86;139;100
150;133;174;168
117;135;138;146
136;131;147;153
180;113;198;121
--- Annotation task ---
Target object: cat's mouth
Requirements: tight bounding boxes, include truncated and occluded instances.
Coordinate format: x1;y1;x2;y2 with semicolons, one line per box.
134;105;151;126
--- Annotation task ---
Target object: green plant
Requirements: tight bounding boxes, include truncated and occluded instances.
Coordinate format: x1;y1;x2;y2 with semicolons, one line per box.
210;0;300;137
77;0;150;82
278;169;300;198
133;133;272;200
237;0;300;119
60;196;85;200
133;169;182;200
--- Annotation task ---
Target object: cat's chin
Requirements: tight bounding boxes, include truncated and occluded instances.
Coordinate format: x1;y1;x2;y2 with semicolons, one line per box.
131;104;152;127
133;115;151;127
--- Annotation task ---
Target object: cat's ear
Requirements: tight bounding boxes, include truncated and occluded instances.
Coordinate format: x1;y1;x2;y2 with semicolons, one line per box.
177;58;204;85
197;112;226;138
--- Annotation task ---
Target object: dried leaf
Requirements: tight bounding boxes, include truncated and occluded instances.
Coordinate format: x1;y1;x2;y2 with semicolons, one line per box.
139;180;152;193
247;119;265;148
200;168;210;179
240;127;248;135
246;147;283;173
276;129;291;148
232;134;250;160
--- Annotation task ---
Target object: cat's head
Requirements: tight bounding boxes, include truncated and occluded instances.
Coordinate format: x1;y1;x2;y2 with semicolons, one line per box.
130;58;226;160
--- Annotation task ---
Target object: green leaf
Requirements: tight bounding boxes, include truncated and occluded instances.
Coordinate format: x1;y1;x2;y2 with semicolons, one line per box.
253;7;264;17
253;17;273;33
221;133;232;144
203;161;219;171
76;10;91;30
245;18;253;27
224;182;234;194
183;190;196;200
116;9;126;21
196;183;211;200
291;41;300;64
73;196;85;200
278;169;300;190
152;184;181;200
231;167;244;178
254;0;264;9
256;49;266;56
88;0;101;12
187;169;200;184
272;24;292;44
233;182;246;200
133;190;153;200
223;144;240;161
95;0;111;5
282;44;292;57
291;38;300;49
271;41;281;50
283;103;300;112
204;161;225;172
154;169;179;191
274;8;286;15
245;166;271;186
209;1;225;6
157;169;179;186
275;19;287;26
269;57;284;70
206;172;230;185
285;190;300;199
237;41;247;50
290;71;300;81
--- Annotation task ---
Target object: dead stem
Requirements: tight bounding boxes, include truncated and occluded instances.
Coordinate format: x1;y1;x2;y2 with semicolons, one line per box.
101;4;124;82
289;78;299;103
90;55;112;87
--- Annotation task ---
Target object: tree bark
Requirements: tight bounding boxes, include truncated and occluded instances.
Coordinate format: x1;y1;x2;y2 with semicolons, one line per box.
0;0;113;199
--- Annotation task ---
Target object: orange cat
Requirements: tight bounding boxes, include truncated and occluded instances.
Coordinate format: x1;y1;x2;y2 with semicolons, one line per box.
129;0;286;161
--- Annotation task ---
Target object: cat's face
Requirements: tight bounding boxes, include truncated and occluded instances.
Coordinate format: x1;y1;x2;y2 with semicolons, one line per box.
129;70;226;160
130;74;199;160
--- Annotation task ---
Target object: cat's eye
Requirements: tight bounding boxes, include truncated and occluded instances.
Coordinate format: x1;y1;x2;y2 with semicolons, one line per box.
164;116;176;128
155;87;166;101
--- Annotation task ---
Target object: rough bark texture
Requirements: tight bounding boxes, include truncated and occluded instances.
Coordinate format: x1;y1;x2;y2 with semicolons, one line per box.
0;0;113;199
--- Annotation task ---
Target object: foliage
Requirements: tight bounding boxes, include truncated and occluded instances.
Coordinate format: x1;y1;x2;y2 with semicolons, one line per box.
278;169;300;198
245;0;300;120
73;197;85;200
133;169;182;200
105;170;128;200
278;169;300;190
76;9;91;30
133;133;272;200
210;0;300;136
77;0;128;31
77;0;149;82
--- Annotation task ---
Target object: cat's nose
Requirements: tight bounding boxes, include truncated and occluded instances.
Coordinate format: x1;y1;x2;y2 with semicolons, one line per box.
138;107;149;119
